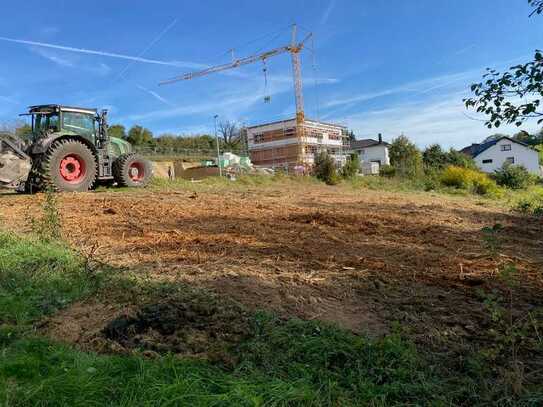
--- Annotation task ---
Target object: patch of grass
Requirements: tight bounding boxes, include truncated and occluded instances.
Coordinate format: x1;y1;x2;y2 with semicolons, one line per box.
508;185;543;216
0;233;95;325
2;231;542;405
149;173;319;193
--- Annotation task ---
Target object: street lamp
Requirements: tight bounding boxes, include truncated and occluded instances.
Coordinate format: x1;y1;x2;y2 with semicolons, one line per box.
214;114;222;177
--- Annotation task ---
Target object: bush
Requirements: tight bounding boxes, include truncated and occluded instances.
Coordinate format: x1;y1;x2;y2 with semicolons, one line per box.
379;164;396;178
341;154;360;179
314;151;339;185
440;166;501;196
493;163;535;189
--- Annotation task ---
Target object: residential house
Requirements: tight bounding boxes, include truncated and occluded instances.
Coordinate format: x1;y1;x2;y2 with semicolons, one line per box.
460;136;541;175
350;134;390;174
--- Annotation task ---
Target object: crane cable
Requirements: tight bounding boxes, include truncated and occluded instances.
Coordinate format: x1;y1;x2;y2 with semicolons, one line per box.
309;35;321;122
262;59;271;103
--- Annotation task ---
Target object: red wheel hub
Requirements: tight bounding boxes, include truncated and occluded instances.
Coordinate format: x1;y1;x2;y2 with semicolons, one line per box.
59;154;86;184
129;162;145;182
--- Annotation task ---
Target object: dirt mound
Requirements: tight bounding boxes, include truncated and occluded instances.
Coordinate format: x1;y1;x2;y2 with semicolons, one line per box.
102;299;251;360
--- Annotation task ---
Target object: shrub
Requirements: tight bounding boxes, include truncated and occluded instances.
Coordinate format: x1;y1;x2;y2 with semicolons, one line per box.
314;151;339;185
493;163;535;189
440;166;501;196
379;164;396;178
341;154;360;179
440;166;472;189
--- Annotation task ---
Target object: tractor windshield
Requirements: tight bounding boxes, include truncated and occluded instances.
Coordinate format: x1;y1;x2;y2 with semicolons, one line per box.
62;112;95;136
34;113;60;134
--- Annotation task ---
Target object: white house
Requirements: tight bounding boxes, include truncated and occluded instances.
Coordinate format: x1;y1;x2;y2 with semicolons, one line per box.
461;136;541;176
350;134;390;174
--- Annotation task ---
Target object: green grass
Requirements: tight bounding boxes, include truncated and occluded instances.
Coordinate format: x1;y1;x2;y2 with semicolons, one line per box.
1;231;541;405
0;233;94;325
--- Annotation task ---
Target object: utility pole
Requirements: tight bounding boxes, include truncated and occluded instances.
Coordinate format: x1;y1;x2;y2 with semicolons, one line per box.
214;114;222;177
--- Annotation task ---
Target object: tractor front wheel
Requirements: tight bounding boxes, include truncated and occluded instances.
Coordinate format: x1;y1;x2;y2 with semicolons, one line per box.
113;154;153;188
41;139;97;192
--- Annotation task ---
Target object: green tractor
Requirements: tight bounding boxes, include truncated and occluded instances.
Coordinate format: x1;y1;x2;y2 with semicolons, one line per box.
0;105;153;192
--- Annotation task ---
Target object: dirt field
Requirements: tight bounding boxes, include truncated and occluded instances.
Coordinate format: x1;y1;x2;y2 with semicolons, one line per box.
1;181;542;370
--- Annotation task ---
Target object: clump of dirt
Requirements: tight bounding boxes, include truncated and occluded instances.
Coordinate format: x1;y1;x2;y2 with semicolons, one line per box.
102;298;251;362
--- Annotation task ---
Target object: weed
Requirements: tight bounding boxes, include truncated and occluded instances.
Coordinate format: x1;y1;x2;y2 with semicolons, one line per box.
28;188;62;241
481;223;503;255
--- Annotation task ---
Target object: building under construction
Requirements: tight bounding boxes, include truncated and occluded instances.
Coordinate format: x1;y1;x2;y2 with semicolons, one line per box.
246;118;348;169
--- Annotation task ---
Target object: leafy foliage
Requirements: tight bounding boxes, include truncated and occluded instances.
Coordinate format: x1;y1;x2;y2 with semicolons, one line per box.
422;145;474;170
529;0;543;15
314;151;339;185
440;166;501;196
127;125;154;146
108;124;126;140
379;164;396;178
341;153;360;179
389;135;423;178
465;50;543;128
465;4;543;127
493;163;536;189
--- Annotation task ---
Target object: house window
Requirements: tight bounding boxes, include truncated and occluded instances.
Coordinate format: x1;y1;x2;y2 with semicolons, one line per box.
482;159;493;164
253;134;264;143
506;157;515;164
501;144;512;151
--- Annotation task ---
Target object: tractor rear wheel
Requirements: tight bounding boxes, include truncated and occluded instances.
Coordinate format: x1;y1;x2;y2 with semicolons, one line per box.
113;153;152;187
41;139;97;192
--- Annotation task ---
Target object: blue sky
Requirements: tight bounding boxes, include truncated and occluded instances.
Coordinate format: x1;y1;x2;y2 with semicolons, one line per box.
0;0;541;148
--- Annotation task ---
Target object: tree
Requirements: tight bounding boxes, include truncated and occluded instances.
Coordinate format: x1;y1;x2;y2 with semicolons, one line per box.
0;120;32;142
422;144;448;169
217;120;240;149
15;123;32;141
529;0;543;15
446;148;477;169
465;2;543;128
108;124;126;140
341;153;360;179
389;135;423;178
344;130;356;142
127;125;153;146
314;151;339;185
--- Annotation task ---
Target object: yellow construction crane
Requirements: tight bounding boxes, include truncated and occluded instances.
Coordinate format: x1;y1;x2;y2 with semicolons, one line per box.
159;24;313;167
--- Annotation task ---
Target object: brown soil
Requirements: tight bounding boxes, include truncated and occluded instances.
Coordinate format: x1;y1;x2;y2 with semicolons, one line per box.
1;182;542;361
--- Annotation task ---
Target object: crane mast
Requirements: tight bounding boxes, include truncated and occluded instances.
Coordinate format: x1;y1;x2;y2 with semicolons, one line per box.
159;24;312;167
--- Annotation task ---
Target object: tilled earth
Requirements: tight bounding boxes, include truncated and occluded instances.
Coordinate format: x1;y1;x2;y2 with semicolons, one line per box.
1;182;542;373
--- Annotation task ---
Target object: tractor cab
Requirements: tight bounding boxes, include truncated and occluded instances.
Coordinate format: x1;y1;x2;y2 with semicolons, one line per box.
27;105;105;146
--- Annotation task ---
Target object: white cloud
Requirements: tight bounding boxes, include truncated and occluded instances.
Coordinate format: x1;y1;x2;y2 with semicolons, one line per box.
30;47;112;76
324;70;476;110
340;93;540;149
32;47;74;67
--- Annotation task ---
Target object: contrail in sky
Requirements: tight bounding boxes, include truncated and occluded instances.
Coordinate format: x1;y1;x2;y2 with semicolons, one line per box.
115;18;179;80
134;83;174;106
0;36;204;69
